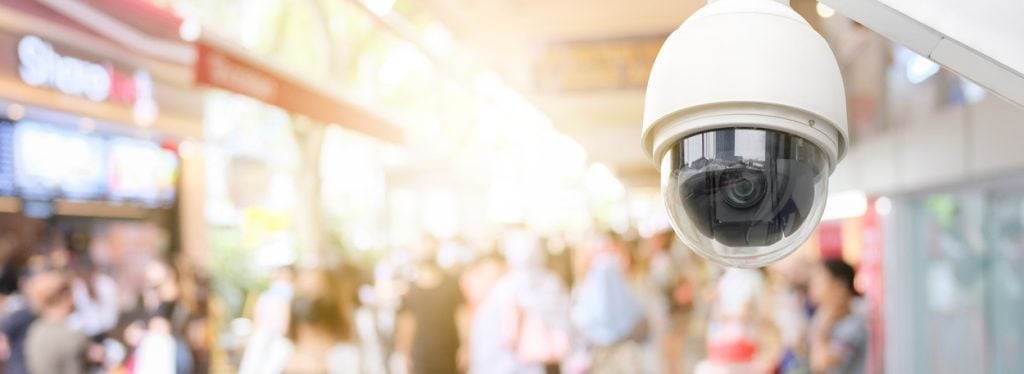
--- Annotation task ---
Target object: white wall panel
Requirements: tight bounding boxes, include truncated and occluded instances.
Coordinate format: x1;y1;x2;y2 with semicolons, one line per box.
857;133;901;192
897;106;967;188
835;95;1024;195
829;144;859;193
968;96;1024;176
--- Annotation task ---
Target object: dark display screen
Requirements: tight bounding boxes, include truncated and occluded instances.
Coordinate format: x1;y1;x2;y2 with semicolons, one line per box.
13;121;108;200
7;120;178;207
0;120;15;196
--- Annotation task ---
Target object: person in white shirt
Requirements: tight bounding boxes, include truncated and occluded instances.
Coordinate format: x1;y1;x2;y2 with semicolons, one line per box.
239;265;295;374
469;230;570;374
67;256;119;338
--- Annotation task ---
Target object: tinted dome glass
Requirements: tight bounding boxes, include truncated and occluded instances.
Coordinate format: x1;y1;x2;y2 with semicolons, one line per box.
661;128;830;268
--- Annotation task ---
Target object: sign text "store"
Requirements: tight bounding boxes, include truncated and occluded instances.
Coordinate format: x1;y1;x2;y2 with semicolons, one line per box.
17;35;153;107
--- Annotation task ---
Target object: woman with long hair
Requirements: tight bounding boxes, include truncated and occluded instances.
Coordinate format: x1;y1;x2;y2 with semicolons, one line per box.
261;269;360;374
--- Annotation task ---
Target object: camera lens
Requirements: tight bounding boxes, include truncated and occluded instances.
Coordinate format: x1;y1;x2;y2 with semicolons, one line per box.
721;169;766;209
660;128;830;267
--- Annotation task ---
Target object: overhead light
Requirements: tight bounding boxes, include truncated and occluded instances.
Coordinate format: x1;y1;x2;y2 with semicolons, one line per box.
78;117;96;133
960;78;988;103
178;140;198;157
179;16;202;42
133;98;158;127
362;0;396;16
423;22;455;57
377;44;429;86
230;318;253;338
475;70;503;96
906;53;940;84
585;163;625;198
6;104;25;121
875;196;893;216
816;3;835;18
822;190;867;221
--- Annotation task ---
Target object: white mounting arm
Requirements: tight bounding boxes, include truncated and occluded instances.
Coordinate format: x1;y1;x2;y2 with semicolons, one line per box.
820;0;1024;109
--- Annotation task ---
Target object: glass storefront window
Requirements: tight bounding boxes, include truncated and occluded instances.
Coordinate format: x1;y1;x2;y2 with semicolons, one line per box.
891;179;1024;374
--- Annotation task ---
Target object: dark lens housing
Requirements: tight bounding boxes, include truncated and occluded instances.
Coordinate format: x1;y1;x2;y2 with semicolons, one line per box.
664;128;828;247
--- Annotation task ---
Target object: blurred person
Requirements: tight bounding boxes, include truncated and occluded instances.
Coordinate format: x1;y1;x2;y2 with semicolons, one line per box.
545;236;574;289
395;237;467;374
287;295;359;373
648;230;714;374
623;235;671;374
160;258;212;374
131;260;194;374
460;251;505;319
140;260;177;313
0;256;56;374
807;259;866;374
353;283;387;374
696;268;780;374
260;290;360;373
114;311;150;372
183;268;212;374
679;255;718;374
571;232;647;374
371;259;404;372
470;230;570;374
330;262;384;374
330;262;367;345
0;234;25;310
25;272;101;374
437;237;474;271
48;246;72;271
240;265;296;374
68;255;119;339
133;315;177;374
768;255;815;374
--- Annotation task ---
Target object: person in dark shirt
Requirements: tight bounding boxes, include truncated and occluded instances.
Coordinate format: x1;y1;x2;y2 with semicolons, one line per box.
396;239;467;374
0;307;35;374
0;257;57;374
809;259;867;374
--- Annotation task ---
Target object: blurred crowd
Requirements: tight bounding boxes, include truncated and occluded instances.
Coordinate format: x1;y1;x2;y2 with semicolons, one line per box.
0;226;210;374
231;227;870;374
0;224;869;374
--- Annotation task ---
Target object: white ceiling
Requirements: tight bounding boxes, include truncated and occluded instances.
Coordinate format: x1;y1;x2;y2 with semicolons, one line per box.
417;0;833;186
417;0;704;186
416;0;1024;189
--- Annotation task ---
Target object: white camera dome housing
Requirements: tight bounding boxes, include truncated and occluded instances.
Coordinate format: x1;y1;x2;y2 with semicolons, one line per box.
642;0;849;268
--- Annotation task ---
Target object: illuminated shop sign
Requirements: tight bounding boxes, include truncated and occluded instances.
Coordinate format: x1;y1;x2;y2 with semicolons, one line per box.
10;121;178;206
17;35;158;124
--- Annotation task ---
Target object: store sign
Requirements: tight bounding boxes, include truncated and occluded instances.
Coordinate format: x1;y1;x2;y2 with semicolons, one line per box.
534;35;666;92
195;42;403;143
196;43;278;102
17;35;158;123
204;50;278;102
18;35;109;101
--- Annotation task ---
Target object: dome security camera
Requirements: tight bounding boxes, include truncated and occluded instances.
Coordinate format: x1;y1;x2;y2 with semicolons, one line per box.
642;0;849;268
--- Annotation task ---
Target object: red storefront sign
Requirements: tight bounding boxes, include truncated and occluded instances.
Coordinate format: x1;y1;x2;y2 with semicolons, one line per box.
861;199;885;374
195;41;403;144
33;0;404;144
818;221;844;259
